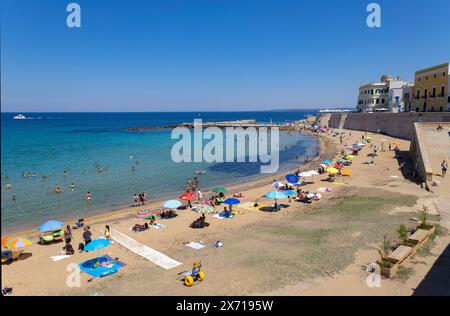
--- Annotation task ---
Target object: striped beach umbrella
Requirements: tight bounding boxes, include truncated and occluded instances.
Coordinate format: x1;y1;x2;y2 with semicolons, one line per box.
2;237;10;247
195;205;215;214
5;237;32;248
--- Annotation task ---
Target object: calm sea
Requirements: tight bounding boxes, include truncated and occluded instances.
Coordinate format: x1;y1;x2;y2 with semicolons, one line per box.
1;111;319;233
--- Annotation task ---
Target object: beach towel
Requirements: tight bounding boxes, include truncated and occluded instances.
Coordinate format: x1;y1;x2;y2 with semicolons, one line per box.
185;242;205;250
317;188;332;193
51;255;71;262
150;223;166;230
213;214;225;219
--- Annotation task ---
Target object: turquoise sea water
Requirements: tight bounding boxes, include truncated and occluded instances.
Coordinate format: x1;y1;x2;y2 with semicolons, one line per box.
1;111;318;233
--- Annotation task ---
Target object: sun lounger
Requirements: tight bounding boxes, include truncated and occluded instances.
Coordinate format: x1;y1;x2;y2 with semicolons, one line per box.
53;229;64;242
40;233;54;245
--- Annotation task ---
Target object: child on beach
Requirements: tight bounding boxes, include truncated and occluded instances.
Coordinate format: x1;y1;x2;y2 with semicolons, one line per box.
442;160;448;177
104;225;111;241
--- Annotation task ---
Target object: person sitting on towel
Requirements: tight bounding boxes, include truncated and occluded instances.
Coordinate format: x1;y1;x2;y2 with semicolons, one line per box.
65;243;75;255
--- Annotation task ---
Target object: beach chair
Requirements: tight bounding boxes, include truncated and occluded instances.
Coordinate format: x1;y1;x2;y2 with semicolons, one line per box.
53;229;64;242
40;233;54;245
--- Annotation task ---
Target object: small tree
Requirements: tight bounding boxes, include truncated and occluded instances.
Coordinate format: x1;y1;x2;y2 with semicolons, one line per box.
374;234;391;266
397;224;408;244
418;206;429;229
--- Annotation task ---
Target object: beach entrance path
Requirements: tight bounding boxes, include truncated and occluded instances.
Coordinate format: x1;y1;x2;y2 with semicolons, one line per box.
106;227;182;270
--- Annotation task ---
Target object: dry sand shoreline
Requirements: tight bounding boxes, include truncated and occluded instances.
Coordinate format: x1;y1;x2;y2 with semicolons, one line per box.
2;128;449;296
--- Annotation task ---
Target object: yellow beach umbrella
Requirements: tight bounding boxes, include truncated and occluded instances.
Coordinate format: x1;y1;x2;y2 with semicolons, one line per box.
345;155;355;159
342;169;351;176
326;167;339;174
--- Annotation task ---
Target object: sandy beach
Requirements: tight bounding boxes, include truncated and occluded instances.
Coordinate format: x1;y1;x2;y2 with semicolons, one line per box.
2;128;449;296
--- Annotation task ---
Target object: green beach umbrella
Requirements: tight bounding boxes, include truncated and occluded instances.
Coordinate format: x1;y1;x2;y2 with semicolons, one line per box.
212;187;228;194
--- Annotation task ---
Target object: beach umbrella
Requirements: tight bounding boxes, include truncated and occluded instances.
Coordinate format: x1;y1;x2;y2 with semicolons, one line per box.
286;174;299;184
212;187;228;194
224;197;240;211
325;167;339;174
334;164;344;169
357;143;365;147
342;169;351;176
2;237;10;247
163;200;182;209
321;160;332;165
38;220;64;232
298;171;312;177
284;190;297;196
308;170;319;176
264;191;288;199
84;238;111;252
344;155;355;159
195;205;215;214
345;146;354;149
352;147;361;151
264;191;288;211
180;192;196;200
5;237;32;249
271;181;285;188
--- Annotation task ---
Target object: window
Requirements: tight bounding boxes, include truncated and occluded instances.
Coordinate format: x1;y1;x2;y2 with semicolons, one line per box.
416;90;420;98
441;86;445;97
382;99;385;104
432;88;436;97
434;74;437;78
431;107;434;112
376;99;379;104
418;78;421;82
424;89;428;98
440;106;443;112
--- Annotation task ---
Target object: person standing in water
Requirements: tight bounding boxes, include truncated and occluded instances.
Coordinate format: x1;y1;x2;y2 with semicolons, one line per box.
69;183;75;191
85;192;93;201
104;225;111;241
55;184;62;193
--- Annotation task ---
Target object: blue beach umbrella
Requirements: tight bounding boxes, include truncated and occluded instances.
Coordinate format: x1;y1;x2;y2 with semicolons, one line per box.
163;200;182;209
321;160;332;165
264;191;288;211
264;191;288;200
286;174;299;184
284;190;297;196
38;220;64;232
224;197;240;205
224;197;240;211
84;238;112;252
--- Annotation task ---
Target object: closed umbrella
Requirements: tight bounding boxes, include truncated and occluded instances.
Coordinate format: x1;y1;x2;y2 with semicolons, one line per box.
163;200;182;209
38;220;64;232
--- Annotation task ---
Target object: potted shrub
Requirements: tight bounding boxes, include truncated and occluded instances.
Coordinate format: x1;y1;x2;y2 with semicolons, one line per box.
417;206;435;234
397;224;415;247
374;234;398;278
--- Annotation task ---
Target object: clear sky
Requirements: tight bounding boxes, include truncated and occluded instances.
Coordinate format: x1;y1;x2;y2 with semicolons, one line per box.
1;0;449;112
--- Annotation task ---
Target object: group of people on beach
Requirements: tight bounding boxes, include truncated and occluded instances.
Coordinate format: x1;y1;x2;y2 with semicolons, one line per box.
132;192;148;206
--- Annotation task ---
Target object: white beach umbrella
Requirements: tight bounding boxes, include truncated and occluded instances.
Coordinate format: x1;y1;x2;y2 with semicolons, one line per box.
271;181;285;188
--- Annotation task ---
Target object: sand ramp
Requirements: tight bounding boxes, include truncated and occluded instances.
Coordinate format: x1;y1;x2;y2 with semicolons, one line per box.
108;227;182;270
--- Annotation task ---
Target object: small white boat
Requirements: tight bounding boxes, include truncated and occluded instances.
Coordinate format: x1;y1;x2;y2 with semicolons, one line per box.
13;114;27;120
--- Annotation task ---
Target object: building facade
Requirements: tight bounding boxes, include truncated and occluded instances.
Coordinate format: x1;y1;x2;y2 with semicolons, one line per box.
412;62;450;112
357;75;409;112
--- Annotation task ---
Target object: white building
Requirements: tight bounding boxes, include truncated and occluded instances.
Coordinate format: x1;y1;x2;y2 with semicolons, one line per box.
357;75;410;113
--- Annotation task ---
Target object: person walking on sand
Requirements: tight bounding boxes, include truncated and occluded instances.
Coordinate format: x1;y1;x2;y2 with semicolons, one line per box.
441;160;448;177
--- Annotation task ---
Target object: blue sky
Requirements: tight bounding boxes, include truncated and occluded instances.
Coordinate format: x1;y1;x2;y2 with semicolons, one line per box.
1;0;449;112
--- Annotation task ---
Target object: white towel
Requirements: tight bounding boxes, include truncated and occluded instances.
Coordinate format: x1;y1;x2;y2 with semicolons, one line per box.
51;255;71;262
185;242;205;250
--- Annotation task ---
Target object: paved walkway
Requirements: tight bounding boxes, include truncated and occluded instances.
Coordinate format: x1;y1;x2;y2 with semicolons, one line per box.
107;227;182;270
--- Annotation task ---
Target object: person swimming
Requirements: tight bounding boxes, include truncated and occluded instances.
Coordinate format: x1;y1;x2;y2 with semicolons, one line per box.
55;184;62;193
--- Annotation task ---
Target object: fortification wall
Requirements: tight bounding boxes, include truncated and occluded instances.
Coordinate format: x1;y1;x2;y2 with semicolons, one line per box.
316;112;450;140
